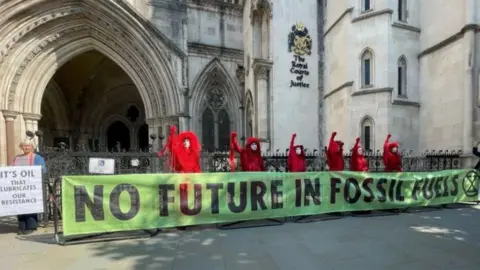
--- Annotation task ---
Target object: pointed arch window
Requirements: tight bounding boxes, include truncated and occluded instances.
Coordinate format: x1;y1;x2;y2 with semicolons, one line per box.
201;87;231;152
361;49;374;88
362;0;372;12
360;117;374;151
398;0;407;22
397;56;407;97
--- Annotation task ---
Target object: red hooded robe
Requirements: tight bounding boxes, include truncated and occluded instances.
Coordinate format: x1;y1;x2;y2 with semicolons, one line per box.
229;132;265;172
287;133;306;172
158;126;201;173
327;132;344;171
350;137;369;172
383;134;402;172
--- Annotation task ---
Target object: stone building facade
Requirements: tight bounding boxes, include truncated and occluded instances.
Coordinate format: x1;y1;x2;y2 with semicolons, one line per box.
0;0;323;165
2;0;476;166
324;0;480;154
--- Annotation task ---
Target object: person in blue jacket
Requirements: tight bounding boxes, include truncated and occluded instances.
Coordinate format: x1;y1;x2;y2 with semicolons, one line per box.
11;138;46;235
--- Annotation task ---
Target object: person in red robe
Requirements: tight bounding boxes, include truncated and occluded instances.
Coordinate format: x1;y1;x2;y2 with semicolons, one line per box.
350;137;369;172
383;134;402;172
157;125;201;230
287;133;306;172
229;132;265;172
327;132;344;171
158;125;201;173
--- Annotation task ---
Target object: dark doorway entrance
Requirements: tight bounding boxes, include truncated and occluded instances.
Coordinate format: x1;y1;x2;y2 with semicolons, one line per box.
138;124;149;151
107;121;130;151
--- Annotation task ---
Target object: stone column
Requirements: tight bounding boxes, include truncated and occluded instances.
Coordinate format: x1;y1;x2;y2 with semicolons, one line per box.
261;12;270;59
254;65;270;151
236;66;246;141
463;30;474;153
146;118;161;152
2;111;18;165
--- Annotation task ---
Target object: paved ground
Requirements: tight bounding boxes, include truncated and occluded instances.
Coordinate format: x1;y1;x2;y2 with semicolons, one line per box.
1;205;480;270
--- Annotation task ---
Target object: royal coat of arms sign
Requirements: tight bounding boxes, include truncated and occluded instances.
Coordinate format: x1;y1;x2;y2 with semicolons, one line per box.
288;21;312;56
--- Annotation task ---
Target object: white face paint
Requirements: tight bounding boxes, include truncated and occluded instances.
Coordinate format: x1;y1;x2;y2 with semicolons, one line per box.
295;147;302;155
183;139;190;148
391;147;398;153
250;143;258;151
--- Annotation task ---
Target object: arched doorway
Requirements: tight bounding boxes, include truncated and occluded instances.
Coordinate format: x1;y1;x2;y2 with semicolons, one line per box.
107;121;130;151
38;50;147;151
0;1;183;163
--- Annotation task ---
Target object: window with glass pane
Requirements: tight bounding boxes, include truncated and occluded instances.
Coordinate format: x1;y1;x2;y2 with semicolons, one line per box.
364;0;371;11
364;58;371;86
202;108;215;152
202;87;232;152
364;126;371;151
218;109;230;151
398;0;407;21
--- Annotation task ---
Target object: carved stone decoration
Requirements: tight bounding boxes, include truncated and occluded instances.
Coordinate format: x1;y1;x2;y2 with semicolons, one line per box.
254;65;269;80
0;1;184;118
236;65;245;85
205;88;227;111
250;0;273;19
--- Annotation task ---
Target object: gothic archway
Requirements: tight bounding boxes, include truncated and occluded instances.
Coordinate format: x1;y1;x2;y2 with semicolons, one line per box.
190;58;242;150
0;0;184;118
38;50;149;151
107;121;131;151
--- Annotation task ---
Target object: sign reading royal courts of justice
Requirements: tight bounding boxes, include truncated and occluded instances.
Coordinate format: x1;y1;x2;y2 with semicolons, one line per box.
288;21;312;88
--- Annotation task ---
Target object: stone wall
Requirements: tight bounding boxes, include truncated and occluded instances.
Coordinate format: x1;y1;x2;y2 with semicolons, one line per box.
418;0;472;151
270;0;320;151
186;1;244;144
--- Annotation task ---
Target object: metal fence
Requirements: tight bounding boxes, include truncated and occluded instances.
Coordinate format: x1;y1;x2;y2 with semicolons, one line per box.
37;142;464;225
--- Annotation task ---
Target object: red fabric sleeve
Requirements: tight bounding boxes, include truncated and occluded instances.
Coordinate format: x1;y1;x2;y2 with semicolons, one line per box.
350;137;360;171
383;134;391;166
328;132;339;153
229;132;242;172
160;126;178;171
260;157;266;171
287;134;296;171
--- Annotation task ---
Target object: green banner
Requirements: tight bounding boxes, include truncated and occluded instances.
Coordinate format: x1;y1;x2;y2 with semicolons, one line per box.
62;169;480;236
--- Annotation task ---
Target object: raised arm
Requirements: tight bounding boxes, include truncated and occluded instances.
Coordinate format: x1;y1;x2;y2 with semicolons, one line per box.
230;132;242;153
383;134;392;165
158;125;176;157
229;132;241;172
384;134;391;150
290;134;296;152
352;137;360;156
328;132;339;153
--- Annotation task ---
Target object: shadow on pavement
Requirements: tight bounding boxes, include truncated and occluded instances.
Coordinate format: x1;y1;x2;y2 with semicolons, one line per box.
0;216;18;234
